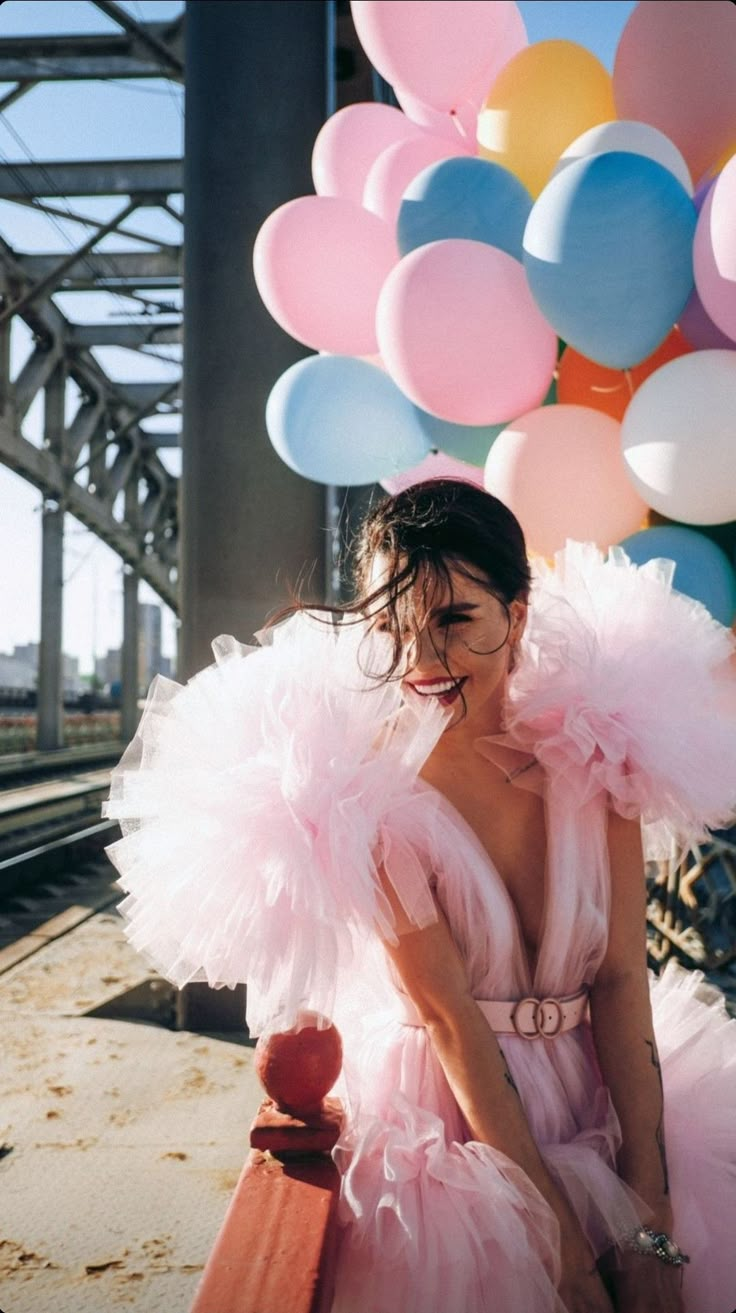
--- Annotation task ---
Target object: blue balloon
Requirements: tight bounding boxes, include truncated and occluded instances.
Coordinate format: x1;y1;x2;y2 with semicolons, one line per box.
413;407;504;466
398;157;533;261
266;355;430;486
523;152;697;369
620;525;736;626
412;376;557;466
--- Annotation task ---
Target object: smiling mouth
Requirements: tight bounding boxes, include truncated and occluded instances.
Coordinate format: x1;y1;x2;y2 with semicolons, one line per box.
407;676;467;706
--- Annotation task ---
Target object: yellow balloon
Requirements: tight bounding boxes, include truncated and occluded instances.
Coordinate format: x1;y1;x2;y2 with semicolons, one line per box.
477;40;616;198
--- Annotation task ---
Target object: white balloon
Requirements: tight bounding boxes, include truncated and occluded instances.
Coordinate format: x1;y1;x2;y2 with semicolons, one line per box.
553;120;693;195
621;350;736;525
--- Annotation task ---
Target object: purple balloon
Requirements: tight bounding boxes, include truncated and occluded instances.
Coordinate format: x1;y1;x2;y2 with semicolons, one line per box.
679;289;735;350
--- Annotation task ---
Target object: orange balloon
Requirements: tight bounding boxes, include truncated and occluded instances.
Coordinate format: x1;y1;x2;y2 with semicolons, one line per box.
557;327;693;421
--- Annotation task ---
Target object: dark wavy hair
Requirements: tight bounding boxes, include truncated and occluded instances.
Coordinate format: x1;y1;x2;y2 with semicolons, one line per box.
303;480;532;686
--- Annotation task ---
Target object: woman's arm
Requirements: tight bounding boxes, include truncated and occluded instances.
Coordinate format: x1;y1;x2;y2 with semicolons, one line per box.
379;869;614;1313
589;810;685;1312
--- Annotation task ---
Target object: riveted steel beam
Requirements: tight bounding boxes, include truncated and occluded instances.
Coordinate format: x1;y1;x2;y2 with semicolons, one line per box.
20;249;181;290
68;322;181;348
0;22;184;83
0;158;182;198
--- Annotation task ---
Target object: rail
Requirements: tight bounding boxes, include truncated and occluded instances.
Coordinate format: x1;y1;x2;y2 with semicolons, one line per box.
190;1015;343;1313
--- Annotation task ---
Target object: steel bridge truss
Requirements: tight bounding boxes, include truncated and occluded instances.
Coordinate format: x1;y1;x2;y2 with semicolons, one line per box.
0;1;183;744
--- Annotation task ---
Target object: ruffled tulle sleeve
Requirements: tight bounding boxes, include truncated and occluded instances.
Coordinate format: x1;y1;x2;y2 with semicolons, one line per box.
102;613;446;1035
505;542;736;847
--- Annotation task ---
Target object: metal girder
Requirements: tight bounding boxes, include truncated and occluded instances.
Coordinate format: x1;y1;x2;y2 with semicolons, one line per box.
113;380;180;411
67;397;106;464
20;249;181;289
0;199;140;324
0;415;176;608
0;22;184;83
92;2;184;78
0;158;182;199
13;338;65;421
140;429;181;449
68;322;181;348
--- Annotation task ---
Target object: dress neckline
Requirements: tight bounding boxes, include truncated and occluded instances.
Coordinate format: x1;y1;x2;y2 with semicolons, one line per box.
418;766;550;993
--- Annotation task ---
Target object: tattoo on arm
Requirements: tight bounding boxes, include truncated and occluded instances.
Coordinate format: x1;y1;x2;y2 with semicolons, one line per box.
503;1067;520;1098
645;1038;669;1195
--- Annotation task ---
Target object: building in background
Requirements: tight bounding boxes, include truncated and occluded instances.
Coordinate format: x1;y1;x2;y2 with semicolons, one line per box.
94;647;122;691
0;643;81;694
92;603;173;696
138;602;163;694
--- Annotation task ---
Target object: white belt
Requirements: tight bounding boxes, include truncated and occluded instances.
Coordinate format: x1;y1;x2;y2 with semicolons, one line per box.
398;988;589;1040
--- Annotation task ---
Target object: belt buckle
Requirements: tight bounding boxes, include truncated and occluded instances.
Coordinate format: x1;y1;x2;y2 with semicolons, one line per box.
510;996;564;1039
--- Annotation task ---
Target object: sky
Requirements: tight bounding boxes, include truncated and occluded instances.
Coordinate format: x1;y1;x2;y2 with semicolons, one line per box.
0;0;637;677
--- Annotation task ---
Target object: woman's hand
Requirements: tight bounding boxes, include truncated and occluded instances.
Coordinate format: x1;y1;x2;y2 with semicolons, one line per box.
607;1252;685;1313
558;1221;615;1313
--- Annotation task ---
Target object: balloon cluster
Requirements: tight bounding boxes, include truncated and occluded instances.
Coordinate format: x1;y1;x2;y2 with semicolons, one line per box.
254;0;736;624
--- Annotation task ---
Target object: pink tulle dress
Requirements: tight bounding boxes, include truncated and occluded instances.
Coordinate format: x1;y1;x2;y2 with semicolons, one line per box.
103;543;736;1313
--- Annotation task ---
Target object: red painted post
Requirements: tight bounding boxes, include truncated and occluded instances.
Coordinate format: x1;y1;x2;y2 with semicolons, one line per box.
190;1014;344;1313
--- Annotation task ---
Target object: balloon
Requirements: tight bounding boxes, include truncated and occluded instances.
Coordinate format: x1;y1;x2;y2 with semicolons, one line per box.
381;449;485;496
253;196;397;356
413;375;557;465
621;350;736;525
693;155;736;342
554;120;692;194
397;157;532;261
311;103;425;204
376;239;557;425
350;1;525;114
266;356;430;487
613;1;736;187
394;3;527;136
484;404;647;557
679;287;736;351
364;134;471;227
477;40;615;197
523;152;696;368
557;328;693;422
413;408;504;466
394;89;481;147
620;526;736;626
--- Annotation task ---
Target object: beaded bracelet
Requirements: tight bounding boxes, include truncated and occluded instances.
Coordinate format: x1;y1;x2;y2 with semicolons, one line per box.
624;1225;690;1267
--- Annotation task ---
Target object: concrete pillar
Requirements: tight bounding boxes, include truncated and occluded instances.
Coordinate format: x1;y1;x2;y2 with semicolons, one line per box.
36;366;65;751
180;0;327;683
178;0;329;1031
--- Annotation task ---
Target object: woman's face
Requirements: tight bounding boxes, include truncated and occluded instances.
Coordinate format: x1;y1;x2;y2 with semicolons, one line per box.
366;555;527;734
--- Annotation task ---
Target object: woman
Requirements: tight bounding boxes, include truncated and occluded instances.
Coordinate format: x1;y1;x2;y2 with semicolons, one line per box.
105;480;736;1313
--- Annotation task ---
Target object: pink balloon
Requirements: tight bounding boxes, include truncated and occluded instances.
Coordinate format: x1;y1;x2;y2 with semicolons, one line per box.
394;5;527;143
381;449;485;495
376;240;557;425
693;155;736;342
253;196;397;355
363;133;471;226
613;1;736;186
484;404;647;557
311;103;425;204
394;89;479;148
351;1;525;114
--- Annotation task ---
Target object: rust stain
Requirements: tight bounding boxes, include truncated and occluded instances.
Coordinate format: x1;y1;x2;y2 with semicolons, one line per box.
0;1240;57;1273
